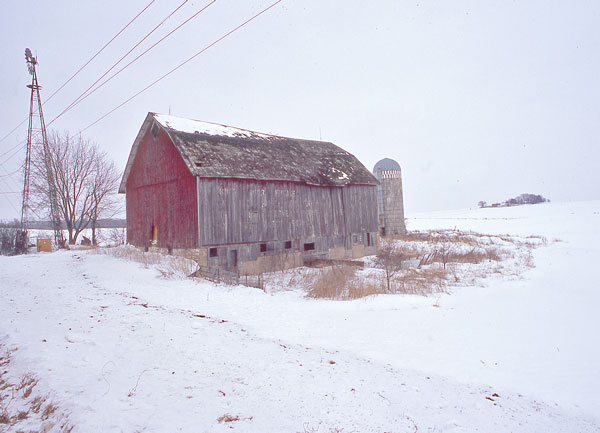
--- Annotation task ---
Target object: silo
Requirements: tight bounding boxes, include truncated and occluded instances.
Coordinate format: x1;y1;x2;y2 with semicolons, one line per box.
373;158;406;236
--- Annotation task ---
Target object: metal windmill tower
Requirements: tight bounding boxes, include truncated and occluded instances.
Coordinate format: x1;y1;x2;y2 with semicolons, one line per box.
21;48;64;248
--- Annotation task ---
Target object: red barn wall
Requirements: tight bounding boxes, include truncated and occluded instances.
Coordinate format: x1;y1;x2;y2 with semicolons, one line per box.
125;126;198;249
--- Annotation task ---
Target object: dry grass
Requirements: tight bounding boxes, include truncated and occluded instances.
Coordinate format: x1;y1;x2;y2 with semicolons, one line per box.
41;402;57;420
347;279;383;299
0;344;73;431
305;229;543;300
94;245;198;278
62;422;76;433
307;266;361;299
307;266;395;300
520;250;536;268
217;413;240;423
305;261;447;301
397;266;449;295
30;396;43;413
16;373;37;399
307;264;451;300
0;406;9;424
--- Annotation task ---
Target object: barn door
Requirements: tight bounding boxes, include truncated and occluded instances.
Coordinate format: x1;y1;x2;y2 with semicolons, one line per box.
229;249;238;271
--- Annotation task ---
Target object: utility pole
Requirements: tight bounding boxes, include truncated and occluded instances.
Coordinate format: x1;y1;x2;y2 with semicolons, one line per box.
19;48;64;250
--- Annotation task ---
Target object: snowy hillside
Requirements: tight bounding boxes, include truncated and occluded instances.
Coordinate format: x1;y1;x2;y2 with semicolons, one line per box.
1;201;599;432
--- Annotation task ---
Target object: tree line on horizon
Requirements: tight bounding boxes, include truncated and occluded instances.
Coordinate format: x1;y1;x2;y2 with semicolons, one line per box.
478;193;549;209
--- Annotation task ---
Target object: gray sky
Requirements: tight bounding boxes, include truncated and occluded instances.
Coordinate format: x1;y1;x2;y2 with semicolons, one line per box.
1;0;599;221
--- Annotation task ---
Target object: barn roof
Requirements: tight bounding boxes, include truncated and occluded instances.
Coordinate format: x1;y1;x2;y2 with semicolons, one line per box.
119;113;378;192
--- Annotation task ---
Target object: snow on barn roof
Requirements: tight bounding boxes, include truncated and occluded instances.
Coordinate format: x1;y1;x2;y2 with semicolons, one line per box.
119;113;378;193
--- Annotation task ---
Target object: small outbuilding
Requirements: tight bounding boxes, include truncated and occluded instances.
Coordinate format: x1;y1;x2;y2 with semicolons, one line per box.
119;113;379;274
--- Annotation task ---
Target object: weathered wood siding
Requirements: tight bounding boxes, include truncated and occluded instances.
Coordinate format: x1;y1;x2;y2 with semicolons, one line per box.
125;126;198;249
197;178;378;265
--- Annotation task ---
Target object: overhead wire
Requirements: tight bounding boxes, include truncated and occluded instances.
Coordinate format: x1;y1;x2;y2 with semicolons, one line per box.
0;162;42;220
0;140;26;160
0;156;25;205
0;164;24;178
0;176;21;214
49;0;217;126
1;143;27;166
81;0;284;133
0;120;27;146
43;0;156;106
0;142;27;220
0;0;156;147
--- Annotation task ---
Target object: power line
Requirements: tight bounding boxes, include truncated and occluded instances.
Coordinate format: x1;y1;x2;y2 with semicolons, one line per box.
81;0;283;133
0;164;24;178
49;0;192;126
0;0;155;146
1;143;27;166
0;177;20;214
0;164;22;188
0;140;26;160
0;162;25;217
0;119;27;146
49;0;216;127
44;0;156;106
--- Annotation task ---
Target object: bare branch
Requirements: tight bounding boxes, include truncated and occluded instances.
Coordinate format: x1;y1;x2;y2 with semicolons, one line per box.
374;238;406;293
30;131;121;245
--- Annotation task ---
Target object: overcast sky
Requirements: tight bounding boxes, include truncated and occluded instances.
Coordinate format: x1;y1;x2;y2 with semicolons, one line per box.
1;0;599;221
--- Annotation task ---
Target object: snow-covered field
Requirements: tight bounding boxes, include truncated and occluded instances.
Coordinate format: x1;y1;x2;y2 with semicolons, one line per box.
1;201;599;432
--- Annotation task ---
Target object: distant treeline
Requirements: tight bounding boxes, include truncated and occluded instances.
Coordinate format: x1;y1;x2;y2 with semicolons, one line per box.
479;193;549;208
0;218;127;229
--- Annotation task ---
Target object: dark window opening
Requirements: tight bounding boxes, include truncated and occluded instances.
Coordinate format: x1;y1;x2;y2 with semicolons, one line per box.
284;240;292;250
195;161;203;167
209;247;218;257
230;249;238;269
260;243;267;253
303;242;315;251
367;233;373;247
150;122;159;137
249;211;259;224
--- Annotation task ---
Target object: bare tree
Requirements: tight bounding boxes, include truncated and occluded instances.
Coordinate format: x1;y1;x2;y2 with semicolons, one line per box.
435;235;454;270
106;227;126;246
89;157;122;245
374;238;406;293
31;131;120;245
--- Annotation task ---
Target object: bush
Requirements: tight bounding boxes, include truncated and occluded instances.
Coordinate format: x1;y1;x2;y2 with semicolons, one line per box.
0;228;17;255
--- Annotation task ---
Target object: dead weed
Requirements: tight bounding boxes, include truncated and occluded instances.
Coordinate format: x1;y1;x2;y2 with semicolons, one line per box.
307;229;542;300
217;413;240;423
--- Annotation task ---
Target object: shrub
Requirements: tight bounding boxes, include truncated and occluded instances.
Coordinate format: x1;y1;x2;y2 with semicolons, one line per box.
374;238;407;292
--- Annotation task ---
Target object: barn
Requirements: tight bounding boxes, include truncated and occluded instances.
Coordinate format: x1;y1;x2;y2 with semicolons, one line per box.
118;112;379;275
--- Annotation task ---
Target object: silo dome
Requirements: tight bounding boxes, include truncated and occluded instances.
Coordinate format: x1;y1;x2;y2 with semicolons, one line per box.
373;158;401;174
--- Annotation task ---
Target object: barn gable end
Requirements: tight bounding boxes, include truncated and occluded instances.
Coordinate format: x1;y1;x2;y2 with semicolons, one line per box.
122;115;198;250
